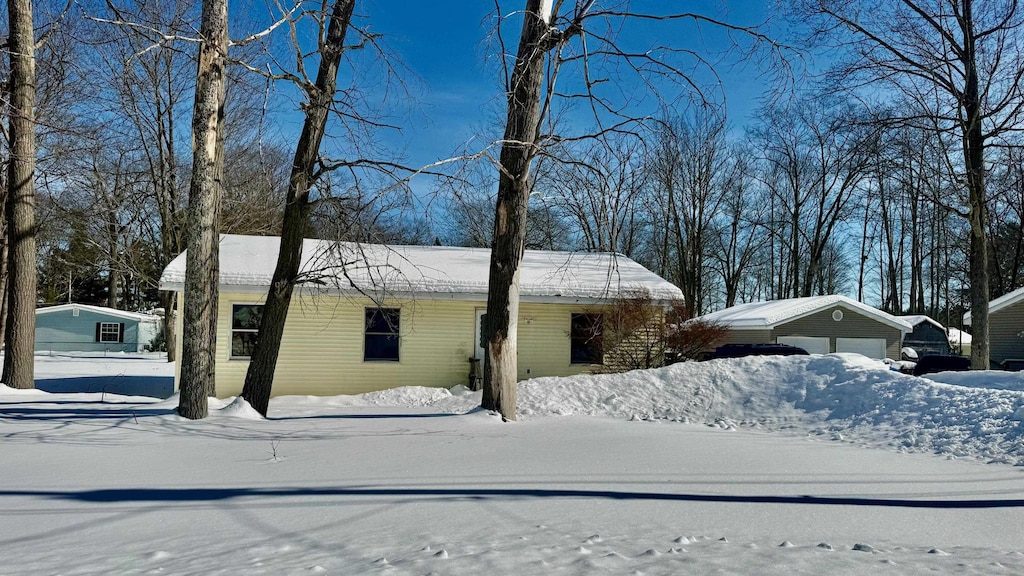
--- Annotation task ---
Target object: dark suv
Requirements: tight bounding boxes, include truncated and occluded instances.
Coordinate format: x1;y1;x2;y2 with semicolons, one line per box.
707;343;810;360
912;355;971;376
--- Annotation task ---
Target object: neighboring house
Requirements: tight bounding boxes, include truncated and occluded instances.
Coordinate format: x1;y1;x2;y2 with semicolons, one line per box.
696;295;912;360
965;287;1024;367
947;327;972;358
159;234;683;397
35;304;161;353
898;315;952;357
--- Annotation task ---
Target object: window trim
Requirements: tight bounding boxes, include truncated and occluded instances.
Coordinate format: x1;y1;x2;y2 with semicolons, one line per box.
570;312;604;365
98;322;121;343
229;303;264;360
363;307;401;362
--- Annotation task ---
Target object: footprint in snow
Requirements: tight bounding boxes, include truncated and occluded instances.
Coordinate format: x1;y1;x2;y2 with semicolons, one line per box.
718;537;729;543
373;558;389;565
306;566;327;574
433;549;449;559
673;536;690;544
778;541;794;548
146;551;172;561
577;546;591;555
584;534;603;544
817;543;834;551
928;548;950;556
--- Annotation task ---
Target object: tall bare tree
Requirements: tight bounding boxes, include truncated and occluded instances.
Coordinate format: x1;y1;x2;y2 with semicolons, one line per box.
481;0;566;420
792;0;1024;368
754;96;872;298
3;0;38;389
239;0;356;417
178;0;228;419
93;0;197;360
543;134;648;256
650;110;733;314
481;1;783;420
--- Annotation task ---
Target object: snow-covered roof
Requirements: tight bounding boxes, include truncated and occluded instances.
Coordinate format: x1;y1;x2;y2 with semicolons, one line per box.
697;295;913;333
36;303;161;323
159;234;683;303
947;327;973;345
964;285;1024;323
898;315;947;332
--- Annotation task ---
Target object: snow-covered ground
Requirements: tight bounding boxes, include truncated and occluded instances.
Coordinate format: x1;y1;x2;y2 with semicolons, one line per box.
2;352;1023;575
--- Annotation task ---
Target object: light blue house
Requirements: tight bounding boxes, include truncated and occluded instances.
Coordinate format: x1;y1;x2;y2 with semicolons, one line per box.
35;304;161;353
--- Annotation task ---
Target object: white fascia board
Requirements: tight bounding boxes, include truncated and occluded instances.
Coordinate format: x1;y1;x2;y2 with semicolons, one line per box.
165;283;666;308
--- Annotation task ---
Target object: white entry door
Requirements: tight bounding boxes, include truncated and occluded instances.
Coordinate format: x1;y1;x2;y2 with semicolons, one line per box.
474;309;486;361
836;337;887;359
776;336;830;355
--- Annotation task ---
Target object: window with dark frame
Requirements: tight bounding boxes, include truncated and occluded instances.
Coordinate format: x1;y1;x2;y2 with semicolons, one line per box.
231;304;263;358
570;313;604;364
364;308;400;362
97;322;121;343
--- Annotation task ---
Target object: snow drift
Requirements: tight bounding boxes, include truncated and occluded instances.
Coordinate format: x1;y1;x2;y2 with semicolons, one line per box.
418;353;1024;465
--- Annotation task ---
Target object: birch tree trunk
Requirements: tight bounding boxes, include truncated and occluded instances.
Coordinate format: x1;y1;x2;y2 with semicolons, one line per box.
240;0;356;418
3;0;38;390
178;0;228;419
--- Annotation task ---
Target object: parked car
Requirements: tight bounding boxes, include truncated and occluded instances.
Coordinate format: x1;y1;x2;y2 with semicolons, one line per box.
707;343;809;360
912;355;970;376
999;359;1024;371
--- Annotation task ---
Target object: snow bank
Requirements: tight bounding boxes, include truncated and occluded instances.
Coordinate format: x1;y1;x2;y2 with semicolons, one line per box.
363;354;1024;465
925;369;1024;391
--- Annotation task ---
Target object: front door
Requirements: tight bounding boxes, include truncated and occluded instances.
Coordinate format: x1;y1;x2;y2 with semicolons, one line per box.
474;308;486;361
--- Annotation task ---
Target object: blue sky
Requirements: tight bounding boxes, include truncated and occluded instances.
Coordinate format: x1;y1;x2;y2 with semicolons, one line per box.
354;0;779;169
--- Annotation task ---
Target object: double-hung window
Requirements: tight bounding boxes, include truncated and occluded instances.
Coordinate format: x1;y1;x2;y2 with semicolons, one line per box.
97;322;122;343
364;308;400;362
231;304;263;359
570;313;603;364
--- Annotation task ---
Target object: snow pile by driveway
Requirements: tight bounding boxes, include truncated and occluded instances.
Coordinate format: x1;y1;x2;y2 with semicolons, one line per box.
422;353;1024;465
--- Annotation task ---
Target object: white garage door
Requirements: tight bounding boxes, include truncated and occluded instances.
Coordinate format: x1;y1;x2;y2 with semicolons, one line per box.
836;337;887;359
777;336;830;355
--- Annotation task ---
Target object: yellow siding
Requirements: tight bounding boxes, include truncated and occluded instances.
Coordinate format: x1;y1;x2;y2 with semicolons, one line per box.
172;292;608;397
517;303;601;380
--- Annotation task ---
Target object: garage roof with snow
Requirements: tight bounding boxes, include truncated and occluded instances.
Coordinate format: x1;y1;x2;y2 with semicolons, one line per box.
699;295;912;333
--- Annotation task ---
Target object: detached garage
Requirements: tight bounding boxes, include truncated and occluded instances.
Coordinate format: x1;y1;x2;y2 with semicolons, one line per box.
697;295;912;360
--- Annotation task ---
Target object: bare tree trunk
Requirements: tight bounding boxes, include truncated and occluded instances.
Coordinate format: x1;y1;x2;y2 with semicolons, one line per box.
482;0;557;420
857;185;871;302
963;3;989;369
178;0;228;419
0;193;9;353
107;220;120;308
240;0;356;418
3;0;37;389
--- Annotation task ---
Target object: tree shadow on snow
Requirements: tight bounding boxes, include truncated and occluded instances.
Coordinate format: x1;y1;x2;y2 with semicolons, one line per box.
269;413;462;421
2;486;1022;509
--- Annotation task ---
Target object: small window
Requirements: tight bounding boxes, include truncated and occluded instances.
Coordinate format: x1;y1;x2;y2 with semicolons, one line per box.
231;304;263;358
571;313;603;364
364;308;400;362
97;322;122;343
